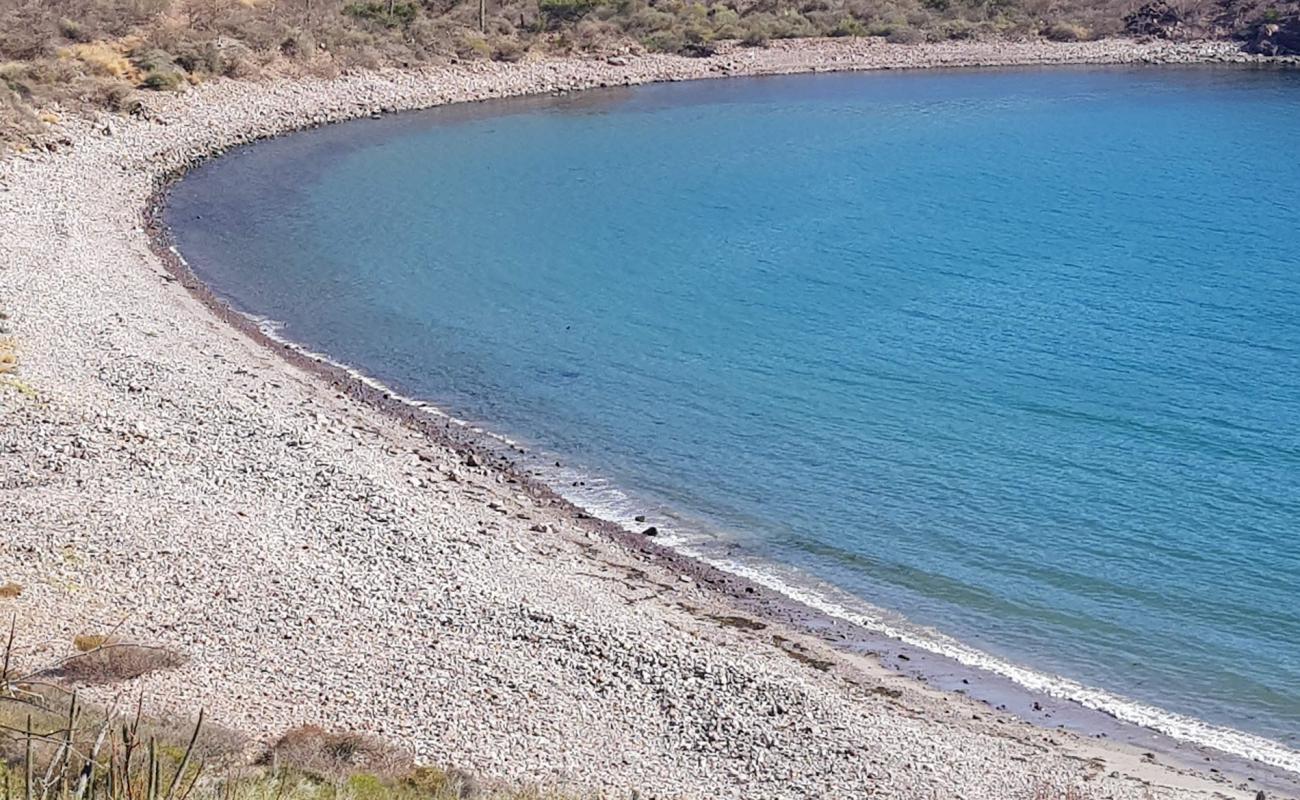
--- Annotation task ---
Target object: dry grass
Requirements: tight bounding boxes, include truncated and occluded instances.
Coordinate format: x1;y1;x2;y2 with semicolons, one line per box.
0;583;22;599
59;41;142;80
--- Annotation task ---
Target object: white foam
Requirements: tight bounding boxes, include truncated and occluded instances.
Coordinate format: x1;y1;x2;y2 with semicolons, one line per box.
671;542;1300;775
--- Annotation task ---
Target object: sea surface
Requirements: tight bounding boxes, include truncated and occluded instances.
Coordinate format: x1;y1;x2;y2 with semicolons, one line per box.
166;66;1300;769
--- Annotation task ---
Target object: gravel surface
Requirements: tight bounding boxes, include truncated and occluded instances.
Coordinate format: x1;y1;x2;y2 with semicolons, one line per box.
0;37;1287;800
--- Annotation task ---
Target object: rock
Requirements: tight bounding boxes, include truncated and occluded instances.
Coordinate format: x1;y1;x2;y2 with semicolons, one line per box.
1123;1;1183;39
465;452;480;467
680;42;717;58
641;526;658;536
634;514;646;523
606;55;629;66
1247;18;1300;56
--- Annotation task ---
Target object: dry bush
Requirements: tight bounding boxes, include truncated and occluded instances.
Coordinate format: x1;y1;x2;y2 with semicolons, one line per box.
1043;20;1091;38
267;725;414;779
72;634;117;652
0;582;22;598
43;642;187;684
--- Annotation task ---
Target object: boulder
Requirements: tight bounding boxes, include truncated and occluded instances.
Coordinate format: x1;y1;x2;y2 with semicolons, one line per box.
1124;0;1184;38
1247;17;1300;55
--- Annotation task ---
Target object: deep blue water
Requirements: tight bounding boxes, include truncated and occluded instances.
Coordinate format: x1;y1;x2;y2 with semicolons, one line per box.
167;66;1300;766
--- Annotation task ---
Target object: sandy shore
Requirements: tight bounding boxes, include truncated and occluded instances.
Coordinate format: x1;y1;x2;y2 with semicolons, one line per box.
1;37;1295;799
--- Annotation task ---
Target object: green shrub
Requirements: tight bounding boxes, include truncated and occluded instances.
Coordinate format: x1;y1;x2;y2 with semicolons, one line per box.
343;2;418;28
539;0;607;24
132;48;186;90
830;17;866;35
140;68;182;89
641;29;686;51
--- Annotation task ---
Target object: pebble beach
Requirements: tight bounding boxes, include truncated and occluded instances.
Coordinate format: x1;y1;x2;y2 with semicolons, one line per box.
1;36;1294;800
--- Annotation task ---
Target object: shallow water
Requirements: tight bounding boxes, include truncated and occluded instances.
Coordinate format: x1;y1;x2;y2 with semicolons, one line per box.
166;66;1300;765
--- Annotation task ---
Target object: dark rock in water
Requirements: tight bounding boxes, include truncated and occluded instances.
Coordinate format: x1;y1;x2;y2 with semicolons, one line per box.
1247;18;1300;55
641;526;659;536
1124;0;1183;38
634;514;646;523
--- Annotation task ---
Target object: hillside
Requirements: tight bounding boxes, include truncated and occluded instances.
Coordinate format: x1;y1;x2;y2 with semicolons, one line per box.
0;0;1295;148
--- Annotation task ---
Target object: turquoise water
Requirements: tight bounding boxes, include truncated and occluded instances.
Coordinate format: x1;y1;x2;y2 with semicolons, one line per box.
166;67;1300;766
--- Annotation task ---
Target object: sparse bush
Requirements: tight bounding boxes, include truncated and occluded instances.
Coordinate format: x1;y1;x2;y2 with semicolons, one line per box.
454;33;494;59
830;16;867;35
268;726;413;778
344;2;419;28
1043;20;1090;39
939;18;980;38
57;17;93;43
539;0;607;25
885;25;925;41
491;39;528;60
641;29;686;51
43;642;187;683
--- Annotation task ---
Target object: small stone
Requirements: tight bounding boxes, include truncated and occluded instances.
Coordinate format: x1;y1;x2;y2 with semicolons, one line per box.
640;526;658;536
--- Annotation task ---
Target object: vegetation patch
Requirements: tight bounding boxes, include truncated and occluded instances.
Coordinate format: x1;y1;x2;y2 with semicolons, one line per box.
2;0;1295;151
42;642;187;685
267;726;413;779
343;2;420;29
539;0;607;26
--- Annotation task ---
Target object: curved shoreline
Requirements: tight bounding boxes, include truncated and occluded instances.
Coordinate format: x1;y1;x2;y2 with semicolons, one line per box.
4;37;1299;800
